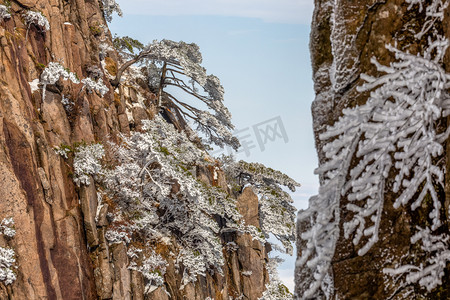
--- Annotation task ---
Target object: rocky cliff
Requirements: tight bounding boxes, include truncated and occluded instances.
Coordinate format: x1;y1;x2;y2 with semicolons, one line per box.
0;1;273;299
296;0;450;299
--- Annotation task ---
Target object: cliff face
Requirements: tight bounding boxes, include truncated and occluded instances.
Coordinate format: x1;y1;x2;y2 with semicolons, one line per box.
297;0;450;299
0;1;269;299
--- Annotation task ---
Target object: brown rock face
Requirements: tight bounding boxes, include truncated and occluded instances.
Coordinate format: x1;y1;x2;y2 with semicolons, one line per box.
0;1;272;299
297;0;450;299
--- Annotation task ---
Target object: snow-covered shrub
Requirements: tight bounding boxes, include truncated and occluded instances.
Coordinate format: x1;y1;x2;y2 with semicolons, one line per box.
176;249;208;289
0;247;15;285
0;5;10;19
40;63;109;100
104;224;133;244
0;218;16;285
0;218;15;238
225;241;239;252
101;0;122;22
40;62;79;100
81;78;109;96
128;247;167;294
40;62;79;86
73;143;105;186
24;11;50;31
221;156;299;254
99;42;114;60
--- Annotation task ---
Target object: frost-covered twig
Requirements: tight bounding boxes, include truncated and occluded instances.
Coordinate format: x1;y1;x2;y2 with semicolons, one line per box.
406;0;448;39
54;145;71;159
383;227;450;292
297;130;360;298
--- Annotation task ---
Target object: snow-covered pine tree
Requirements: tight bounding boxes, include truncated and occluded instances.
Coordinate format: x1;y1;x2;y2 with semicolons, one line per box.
297;0;450;298
111;38;240;150
221;156;300;255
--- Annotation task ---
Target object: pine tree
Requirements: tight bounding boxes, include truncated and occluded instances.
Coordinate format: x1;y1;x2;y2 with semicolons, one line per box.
111;38;240;150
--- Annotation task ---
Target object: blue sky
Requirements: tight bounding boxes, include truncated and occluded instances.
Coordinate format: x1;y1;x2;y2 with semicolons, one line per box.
110;0;317;292
116;0;313;24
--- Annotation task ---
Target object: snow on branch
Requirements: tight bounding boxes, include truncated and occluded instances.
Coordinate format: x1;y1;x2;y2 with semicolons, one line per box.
296;127;359;298
101;0;122;22
340;39;450;258
38;62;110;101
40;62;79;86
39;62;79;101
223;159;300;192
0;218;15;238
0;247;15;285
298;0;450;297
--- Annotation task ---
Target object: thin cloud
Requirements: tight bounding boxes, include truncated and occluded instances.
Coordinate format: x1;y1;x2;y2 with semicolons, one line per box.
117;0;314;24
